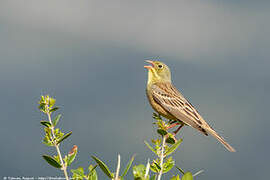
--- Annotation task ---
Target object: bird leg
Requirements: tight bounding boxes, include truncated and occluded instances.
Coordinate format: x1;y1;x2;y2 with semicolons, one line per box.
164;122;183;144
173;123;184;135
166;122;180;130
168;120;178;124
164;121;184;144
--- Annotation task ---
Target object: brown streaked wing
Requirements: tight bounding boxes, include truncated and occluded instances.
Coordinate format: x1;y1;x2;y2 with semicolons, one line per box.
151;82;207;134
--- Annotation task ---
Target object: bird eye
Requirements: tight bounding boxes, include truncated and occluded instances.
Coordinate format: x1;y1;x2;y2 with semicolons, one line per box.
158;64;163;69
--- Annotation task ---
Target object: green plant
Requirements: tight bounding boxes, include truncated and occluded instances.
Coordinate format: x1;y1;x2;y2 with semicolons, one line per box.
71;165;98;180
39;95;201;180
39;95;74;180
142;113;195;180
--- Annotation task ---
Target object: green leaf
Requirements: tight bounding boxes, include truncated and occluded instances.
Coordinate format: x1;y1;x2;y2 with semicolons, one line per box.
42;139;54;146
157;129;167;136
151;139;161;146
42;155;62;168
71;167;85;179
72;176;83;180
50;107;59;113
182;172;193;180
43;128;54;146
49;97;56;108
153;113;162;120
53;154;61;164
150;161;161;173
121;155;135;177
38;103;46;113
91;156;113;178
155;119;167;130
133;164;146;179
165;139;183;157
175;166;185;175
144;141;156;155
150;175;156;180
54;128;64;141
67;145;77;166
88;172;98;180
40;95;45;103
40;121;51;128
53;114;61;127
165;135;176;144
170;175;181;180
57;131;72;145
88;165;98;180
88;164;98;173
162;157;175;173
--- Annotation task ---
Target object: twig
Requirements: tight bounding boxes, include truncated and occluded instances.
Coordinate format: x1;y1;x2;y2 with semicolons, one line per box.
193;170;204;177
115;154;121;180
46;107;69;180
145;159;150;179
157;136;166;180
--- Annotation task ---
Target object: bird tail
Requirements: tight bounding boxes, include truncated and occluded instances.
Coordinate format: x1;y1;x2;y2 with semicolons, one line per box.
207;128;236;152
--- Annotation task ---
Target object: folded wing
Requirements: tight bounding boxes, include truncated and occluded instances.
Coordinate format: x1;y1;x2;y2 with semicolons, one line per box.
151;82;208;135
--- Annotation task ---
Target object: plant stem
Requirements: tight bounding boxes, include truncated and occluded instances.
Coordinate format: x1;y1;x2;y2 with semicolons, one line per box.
144;159;150;179
46;109;69;180
115;154;121;180
157;136;166;180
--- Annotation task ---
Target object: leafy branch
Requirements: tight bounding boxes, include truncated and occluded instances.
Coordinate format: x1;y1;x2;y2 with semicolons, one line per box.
39;95;75;180
143;113;195;180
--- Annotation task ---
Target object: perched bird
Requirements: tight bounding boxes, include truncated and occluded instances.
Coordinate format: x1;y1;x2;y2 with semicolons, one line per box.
144;60;235;152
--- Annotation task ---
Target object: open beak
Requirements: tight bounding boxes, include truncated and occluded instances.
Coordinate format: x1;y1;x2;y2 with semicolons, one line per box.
144;60;155;69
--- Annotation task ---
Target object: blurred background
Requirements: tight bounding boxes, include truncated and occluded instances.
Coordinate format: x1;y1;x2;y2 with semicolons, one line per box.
0;0;269;179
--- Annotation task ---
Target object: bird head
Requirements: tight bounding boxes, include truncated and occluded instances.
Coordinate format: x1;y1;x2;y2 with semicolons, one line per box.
144;60;171;84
